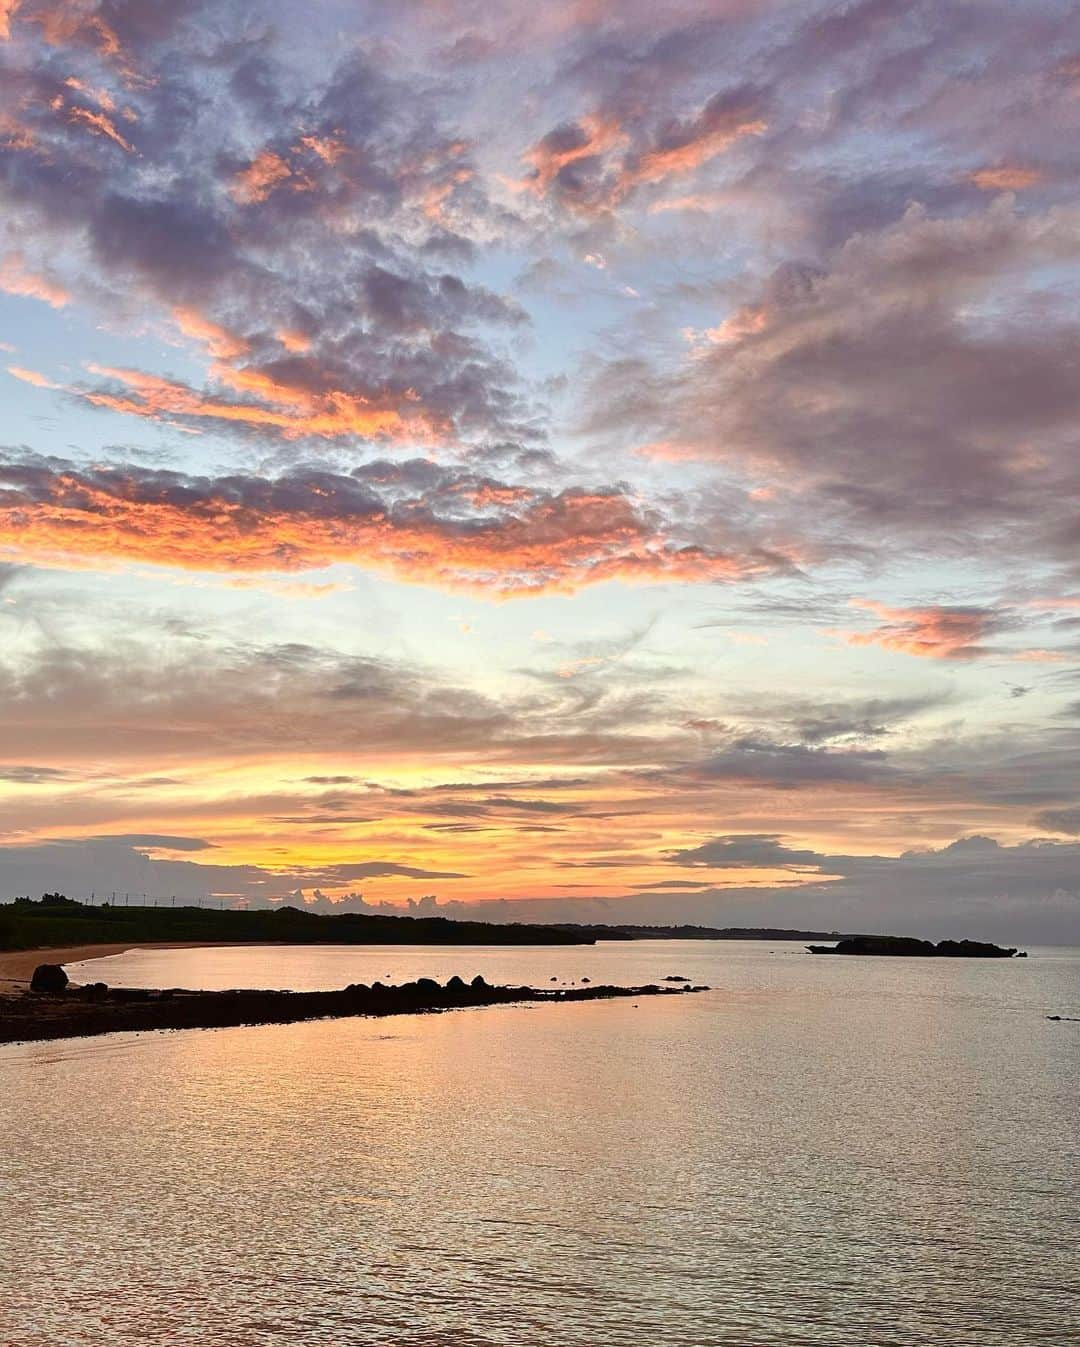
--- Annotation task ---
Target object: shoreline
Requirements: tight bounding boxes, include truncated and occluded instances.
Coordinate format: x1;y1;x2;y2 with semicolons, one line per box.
0;941;279;991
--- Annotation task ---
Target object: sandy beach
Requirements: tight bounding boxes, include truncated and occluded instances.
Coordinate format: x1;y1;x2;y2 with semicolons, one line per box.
0;942;228;992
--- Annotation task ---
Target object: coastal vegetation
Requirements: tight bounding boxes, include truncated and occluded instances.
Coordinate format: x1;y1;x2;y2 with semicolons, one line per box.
0;894;594;951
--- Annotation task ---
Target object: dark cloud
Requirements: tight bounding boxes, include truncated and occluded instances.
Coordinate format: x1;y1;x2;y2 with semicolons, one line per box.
666;834;828;871
0;837;463;904
693;739;891;787
0;764;74;784
333;834;1080;944
88;833;215;851
1033;807;1080;837
586;201;1080;575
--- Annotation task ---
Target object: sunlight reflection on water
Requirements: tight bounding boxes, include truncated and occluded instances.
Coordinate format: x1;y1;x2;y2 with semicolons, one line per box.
1;942;1077;1346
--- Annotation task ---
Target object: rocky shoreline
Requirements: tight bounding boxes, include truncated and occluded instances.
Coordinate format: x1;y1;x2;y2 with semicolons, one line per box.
0;966;711;1045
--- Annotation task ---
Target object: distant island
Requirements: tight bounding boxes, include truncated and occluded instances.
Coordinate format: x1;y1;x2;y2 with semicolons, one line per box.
558;923;858;942
807;935;1024;958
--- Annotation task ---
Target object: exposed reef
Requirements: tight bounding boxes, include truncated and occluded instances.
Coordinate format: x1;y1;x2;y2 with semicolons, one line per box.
0;969;711;1046
807;936;1023;958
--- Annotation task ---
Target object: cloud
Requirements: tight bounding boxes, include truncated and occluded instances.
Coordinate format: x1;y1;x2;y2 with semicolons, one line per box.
0;251;69;307
837;600;1066;663
841;601;1001;660
622;88;767;188
969;165;1042;192
0;33;535;454
88;833;215;851
7;365;59;388
229;150;300;205
584;200;1080;576
0;454;790;596
0;764;73;784
0;836;465;905
80;363;434;444
275;832;1080;944
67;105;136;153
0;1;19;42
171;307;250;361
690;738;891;786
1;0;1078;944
0;628;691;771
517;87;765;216
665;833;827;871
1032;806;1080;836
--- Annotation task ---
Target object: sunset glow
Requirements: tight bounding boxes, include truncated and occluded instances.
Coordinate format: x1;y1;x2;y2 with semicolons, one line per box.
1;0;1078;940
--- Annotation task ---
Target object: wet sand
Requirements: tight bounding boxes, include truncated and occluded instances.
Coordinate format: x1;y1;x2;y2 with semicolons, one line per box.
0;941;242;992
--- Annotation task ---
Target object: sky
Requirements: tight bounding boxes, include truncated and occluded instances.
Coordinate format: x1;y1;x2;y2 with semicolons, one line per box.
0;0;1078;942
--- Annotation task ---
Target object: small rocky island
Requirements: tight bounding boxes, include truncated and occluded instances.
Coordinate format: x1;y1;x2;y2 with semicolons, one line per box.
0;965;711;1045
807;935;1024;957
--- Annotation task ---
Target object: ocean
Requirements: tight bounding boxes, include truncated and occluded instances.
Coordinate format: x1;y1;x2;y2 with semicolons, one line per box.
1;940;1077;1346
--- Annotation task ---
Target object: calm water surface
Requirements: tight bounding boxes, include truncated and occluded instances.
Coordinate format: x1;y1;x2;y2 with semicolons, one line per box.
1;941;1077;1346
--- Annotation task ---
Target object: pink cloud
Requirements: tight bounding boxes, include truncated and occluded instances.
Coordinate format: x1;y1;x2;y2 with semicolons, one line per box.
842;600;997;660
0;251;69;307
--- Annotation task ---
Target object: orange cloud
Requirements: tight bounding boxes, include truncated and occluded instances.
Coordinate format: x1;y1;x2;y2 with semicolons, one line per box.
296;133;347;165
67;103;136;151
841;600;994;659
519;93;764;215
0;251;69;307
0;461;784;597
172;307;250;361
81;363;440;443
969;165;1042;192
7;364;59;388
0;0;20;40
0;110;35;150
29;1;125;67
703;304;768;345
276;327;312;353
64;75;116;111
518;113;626;195
230;150;306;204
625;113;766;188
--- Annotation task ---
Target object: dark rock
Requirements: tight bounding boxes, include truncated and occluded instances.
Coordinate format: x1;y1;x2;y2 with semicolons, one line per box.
470;975;488;989
415;977;440;993
581;976;590;983
663;975;690;982
808;935;1020;958
446;975;467;993
935;939;1018;959
30;964;68;994
0;974;711;1046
